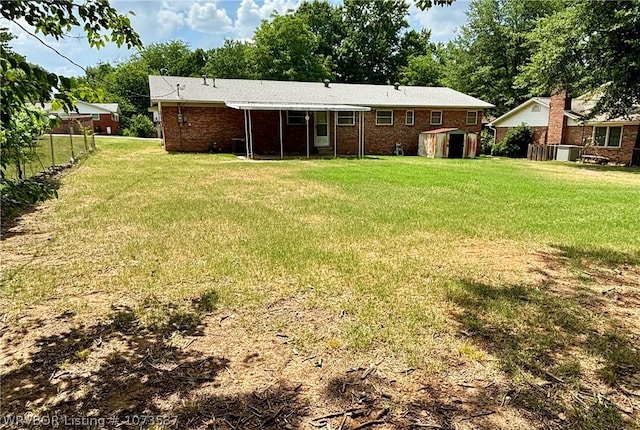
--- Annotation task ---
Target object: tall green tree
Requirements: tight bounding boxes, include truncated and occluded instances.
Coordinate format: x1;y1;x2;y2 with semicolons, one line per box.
252;13;331;81
336;0;410;83
295;0;344;62
139;41;206;77
441;0;561;114
204;40;257;79
517;0;640;119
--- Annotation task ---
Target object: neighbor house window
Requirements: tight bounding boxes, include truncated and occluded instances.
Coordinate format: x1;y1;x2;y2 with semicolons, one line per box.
376;110;393;125
430;111;442;125
111;113;119;122
531;105;541;112
337;111;355;125
406;110;414;125
466;111;478;125
91;114;100;120
287;111;306;125
594;126;622;147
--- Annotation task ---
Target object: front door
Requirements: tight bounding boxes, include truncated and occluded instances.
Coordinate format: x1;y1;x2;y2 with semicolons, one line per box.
314;111;329;147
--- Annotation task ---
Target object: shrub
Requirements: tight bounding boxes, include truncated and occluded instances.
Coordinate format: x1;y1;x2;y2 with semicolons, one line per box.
480;129;494;155
122;114;156;138
0;176;59;221
492;124;532;158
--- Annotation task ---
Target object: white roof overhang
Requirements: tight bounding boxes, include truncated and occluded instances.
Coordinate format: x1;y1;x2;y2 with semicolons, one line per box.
225;102;370;112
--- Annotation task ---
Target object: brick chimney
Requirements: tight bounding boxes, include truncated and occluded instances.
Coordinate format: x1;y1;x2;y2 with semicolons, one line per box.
547;89;571;145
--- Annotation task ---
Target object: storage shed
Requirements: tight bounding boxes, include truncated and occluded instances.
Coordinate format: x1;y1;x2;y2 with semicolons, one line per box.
418;128;478;158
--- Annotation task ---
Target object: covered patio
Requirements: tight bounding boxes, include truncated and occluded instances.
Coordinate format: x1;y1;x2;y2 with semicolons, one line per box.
225;102;370;159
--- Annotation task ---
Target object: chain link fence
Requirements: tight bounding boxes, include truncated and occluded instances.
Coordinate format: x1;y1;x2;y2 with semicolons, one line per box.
4;131;96;180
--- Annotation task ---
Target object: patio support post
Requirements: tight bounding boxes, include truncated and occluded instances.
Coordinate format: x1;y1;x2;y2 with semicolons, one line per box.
243;109;249;157
334;111;337;158
361;111;365;157
248;109;254;159
279;110;284;160
305;111;310;158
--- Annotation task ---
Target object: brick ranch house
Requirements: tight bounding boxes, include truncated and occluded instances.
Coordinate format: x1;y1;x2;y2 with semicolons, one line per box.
44;100;121;135
489;90;640;165
148;76;494;157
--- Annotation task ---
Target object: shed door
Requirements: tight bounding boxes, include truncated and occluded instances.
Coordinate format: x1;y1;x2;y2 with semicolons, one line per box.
466;133;478;158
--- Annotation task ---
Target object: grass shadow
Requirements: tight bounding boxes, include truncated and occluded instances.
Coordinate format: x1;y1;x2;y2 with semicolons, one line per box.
445;276;639;429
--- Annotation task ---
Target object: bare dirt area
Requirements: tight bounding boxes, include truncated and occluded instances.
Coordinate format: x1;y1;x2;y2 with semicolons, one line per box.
2;204;639;429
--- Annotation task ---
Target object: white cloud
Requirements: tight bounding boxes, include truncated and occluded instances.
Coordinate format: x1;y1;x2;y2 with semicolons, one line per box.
188;1;233;33
234;0;300;38
408;1;468;42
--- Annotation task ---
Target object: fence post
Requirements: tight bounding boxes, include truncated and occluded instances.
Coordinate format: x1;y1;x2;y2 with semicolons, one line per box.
49;131;55;167
69;122;75;159
83;131;88;152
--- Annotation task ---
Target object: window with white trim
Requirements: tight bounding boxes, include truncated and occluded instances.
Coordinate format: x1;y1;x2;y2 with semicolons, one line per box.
287;111;306;125
594;126;622;147
531;105;541;112
376;110;393;125
406;110;414;125
91;113;100;120
111;113;119;122
337;111;355;125
466;111;478;125
430;111;442;125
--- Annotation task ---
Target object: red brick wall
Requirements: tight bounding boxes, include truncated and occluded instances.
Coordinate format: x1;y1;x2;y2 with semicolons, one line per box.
496;123;637;164
94;113;120;134
160;104;484;155
50;117;94;135
161;105;245;152
580;124;638;164
547;90;570;145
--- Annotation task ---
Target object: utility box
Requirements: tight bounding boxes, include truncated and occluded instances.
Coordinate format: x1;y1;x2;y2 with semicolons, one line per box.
556;145;581;162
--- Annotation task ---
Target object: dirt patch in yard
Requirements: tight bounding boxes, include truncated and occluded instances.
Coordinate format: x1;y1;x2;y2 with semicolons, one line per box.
2;205;639;429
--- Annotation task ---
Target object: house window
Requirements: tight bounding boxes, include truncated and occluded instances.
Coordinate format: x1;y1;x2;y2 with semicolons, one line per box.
111;113;119;122
430;111;442;125
91;114;100;120
337;111;355;126
594;126;622;147
531;105;541;112
406;110;414;126
287;111;306;125
466;111;478;125
376;110;393;125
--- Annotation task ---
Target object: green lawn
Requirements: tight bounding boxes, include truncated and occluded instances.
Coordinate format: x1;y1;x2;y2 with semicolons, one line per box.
2;137;639;428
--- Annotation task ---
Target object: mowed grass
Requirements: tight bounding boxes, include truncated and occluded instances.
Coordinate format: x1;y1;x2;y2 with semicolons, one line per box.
2;137;640;426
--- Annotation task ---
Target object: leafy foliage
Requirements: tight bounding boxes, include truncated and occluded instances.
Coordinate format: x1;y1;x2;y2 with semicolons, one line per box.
336;0;411;83
0;175;59;221
0;0;141;179
252;13;331;81
204;40;257;79
492;124;532;158
123;115;156;138
517;0;640;119
441;0;562;115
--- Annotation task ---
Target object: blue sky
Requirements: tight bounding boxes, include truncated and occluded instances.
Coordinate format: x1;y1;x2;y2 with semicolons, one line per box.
6;0;470;77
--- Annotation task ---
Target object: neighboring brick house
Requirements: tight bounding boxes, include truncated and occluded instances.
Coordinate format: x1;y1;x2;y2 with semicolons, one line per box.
44;101;121;135
148;76;494;157
489;90;640;165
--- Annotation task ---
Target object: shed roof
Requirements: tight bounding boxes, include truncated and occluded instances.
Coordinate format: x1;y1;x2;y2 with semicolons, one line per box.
149;76;494;109
422;128;459;134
